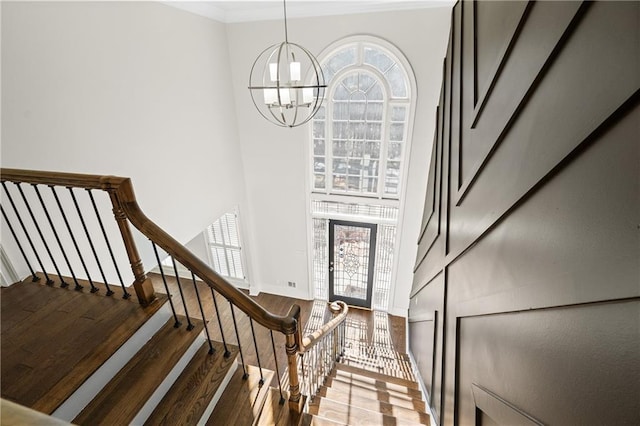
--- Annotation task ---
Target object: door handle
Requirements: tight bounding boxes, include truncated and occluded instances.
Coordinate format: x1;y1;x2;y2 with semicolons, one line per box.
329;261;334;272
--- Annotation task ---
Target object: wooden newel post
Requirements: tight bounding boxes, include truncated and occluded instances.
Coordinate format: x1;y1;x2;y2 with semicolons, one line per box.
108;191;156;306
286;332;303;413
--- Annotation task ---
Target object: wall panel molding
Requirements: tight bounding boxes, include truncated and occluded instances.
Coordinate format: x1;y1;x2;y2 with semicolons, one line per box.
409;2;639;425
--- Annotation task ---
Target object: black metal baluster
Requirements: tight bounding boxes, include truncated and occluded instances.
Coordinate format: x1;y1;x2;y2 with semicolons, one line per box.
151;242;181;328
171;258;194;331
32;185;82;291
68;188;113;296
230;303;248;380
87;189;130;299
270;330;285;405
1;205;38;282
14;183;67;287
2;183;48;283
211;289;231;358
249;318;265;385
50;186;97;292
190;272;214;354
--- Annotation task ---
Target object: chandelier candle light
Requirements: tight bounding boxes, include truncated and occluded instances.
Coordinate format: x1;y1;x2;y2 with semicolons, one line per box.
248;0;326;127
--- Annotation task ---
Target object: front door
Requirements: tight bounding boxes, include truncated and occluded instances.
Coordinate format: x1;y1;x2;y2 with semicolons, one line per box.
328;220;377;309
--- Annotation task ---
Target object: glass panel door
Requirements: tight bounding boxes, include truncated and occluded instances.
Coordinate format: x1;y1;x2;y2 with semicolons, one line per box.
328;220;377;308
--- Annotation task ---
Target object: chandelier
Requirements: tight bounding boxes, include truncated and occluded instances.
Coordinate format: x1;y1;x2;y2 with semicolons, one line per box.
248;0;326;128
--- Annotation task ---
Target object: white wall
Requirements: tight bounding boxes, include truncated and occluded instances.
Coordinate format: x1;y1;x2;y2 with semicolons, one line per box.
1;2;452;314
1;2;247;280
226;7;452;312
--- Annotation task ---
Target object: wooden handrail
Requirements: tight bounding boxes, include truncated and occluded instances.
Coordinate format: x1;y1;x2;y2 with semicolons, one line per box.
299;301;348;353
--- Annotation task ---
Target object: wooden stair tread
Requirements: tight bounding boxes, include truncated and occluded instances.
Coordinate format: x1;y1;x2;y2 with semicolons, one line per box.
301;413;346;426
308;397;425;426
74;315;203;425
317;385;426;412
334;363;419;389
144;340;239;425
330;369;420;396
206;364;275;426
325;375;423;400
0;280;167;414
311;393;429;424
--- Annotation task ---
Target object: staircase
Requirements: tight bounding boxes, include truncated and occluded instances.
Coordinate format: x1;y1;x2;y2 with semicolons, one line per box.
305;364;429;425
1;277;429;425
1;169;428;426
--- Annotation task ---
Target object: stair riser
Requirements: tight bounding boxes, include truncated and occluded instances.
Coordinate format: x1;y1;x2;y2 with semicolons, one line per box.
51;303;172;421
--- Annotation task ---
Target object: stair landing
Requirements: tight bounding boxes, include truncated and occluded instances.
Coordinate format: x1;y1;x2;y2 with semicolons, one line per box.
0;276;167;414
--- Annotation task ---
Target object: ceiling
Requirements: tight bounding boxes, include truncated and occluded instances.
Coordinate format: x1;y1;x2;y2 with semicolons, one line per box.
162;1;454;23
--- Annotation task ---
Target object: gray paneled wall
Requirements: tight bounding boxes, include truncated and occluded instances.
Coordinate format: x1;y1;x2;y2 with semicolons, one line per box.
408;1;639;425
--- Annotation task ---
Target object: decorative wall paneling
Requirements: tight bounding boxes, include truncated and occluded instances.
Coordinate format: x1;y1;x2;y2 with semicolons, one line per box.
409;1;639;425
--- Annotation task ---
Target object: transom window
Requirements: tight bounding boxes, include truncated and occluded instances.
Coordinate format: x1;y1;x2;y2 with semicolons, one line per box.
312;40;412;198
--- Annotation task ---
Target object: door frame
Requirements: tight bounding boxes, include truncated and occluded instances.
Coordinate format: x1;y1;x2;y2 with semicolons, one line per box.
328;219;377;309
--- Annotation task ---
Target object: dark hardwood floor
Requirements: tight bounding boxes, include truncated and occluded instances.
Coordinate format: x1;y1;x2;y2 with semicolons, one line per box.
1;271;410;414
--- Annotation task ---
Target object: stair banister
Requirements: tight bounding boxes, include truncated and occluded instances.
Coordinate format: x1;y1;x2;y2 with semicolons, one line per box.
1;167;304;411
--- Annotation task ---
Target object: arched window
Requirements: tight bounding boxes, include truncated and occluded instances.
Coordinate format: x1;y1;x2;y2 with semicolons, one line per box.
311;37;414;199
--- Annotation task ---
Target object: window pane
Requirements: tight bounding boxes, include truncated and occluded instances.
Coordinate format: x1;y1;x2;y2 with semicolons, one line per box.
347;176;361;191
366;102;383;121
364;141;381;159
391;106;406;122
364;47;395;73
333;122;349;140
368;83;384;100
348;159;362;175
313;120;325;138
314;157;325;173
366;123;382;140
333;174;347;190
332;140;348;157
333;158;347;174
313;139;325;155
353;122;366;140
314;173;326;189
333;102;349;120
389;123;405;141
349;101;366;121
333;84;349;100
324;46;357;80
358;73;377;92
385;161;401;195
315;106;326;120
342;74;359;92
388;142;402;160
385;64;407;98
228;248;244;279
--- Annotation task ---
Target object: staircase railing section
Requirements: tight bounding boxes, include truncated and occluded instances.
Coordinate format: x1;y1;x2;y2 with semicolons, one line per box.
0;168;350;415
298;301;349;403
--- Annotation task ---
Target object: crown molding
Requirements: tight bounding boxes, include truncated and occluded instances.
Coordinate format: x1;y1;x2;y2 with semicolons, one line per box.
162;1;455;24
